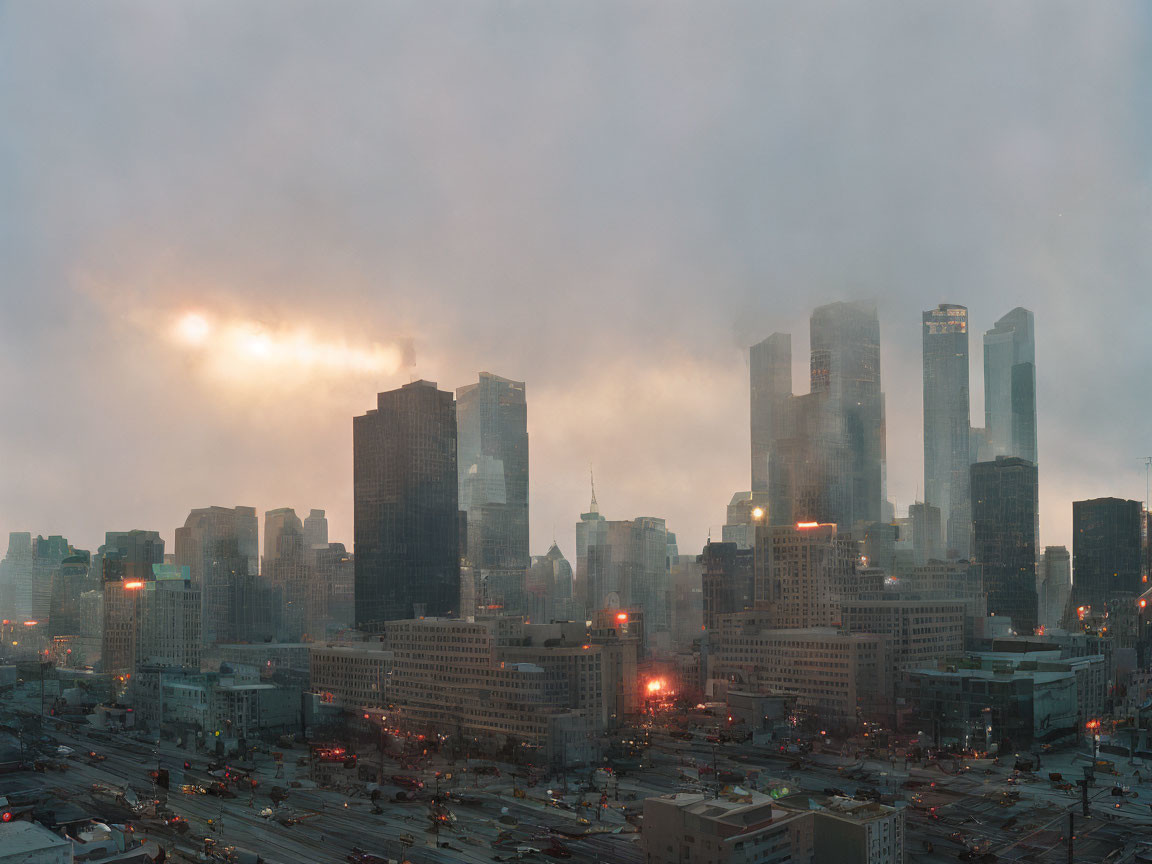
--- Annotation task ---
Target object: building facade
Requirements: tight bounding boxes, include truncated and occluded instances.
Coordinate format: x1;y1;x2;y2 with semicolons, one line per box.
353;381;460;628
175;506;260;644
971;457;1038;636
922;304;971;559
457;373;529;616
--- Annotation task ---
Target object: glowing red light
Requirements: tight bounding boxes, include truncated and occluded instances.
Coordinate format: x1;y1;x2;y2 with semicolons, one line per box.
123;581;145;590
615;612;628;622
796;522;820;529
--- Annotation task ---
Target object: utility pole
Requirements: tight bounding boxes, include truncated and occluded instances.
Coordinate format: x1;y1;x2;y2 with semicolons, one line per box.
1067;813;1074;864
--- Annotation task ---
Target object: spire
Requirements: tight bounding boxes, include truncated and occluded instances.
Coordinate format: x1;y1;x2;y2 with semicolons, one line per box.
589;464;599;515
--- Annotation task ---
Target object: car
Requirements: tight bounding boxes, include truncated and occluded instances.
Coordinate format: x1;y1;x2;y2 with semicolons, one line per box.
544;846;572;859
392;775;424;790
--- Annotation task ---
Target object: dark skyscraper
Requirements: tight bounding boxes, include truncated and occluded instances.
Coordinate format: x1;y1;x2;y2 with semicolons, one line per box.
1071;498;1143;609
971;456;1038;636
456;372;529;615
354;380;459;629
749;333;792;494
750;301;886;531
922;304;971;558
984;308;1037;464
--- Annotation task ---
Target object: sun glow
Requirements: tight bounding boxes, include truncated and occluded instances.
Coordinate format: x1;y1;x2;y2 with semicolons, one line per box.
169;310;404;380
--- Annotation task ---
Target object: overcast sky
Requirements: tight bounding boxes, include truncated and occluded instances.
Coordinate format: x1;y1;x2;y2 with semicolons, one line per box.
2;1;1150;564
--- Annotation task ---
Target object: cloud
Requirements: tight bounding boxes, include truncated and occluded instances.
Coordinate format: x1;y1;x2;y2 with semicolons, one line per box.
0;2;1149;563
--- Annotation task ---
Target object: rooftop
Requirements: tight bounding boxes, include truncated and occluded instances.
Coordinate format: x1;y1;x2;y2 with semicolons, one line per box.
0;820;73;854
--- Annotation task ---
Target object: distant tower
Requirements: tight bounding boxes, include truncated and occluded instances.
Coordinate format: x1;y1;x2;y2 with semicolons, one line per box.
456;373;529;615
750;334;792;493
983;308;1037;464
922;304;971;558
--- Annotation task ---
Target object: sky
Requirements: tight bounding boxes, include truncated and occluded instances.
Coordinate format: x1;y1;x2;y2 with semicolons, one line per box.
1;1;1150;565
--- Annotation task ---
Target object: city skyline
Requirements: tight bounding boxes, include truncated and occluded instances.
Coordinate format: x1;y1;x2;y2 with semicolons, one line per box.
3;4;1151;566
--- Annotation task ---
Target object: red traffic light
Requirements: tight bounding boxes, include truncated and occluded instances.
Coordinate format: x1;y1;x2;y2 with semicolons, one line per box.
1;810;12;822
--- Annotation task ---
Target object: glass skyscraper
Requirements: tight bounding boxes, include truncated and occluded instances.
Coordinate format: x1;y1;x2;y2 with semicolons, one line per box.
922;304;971;559
456;372;529;615
353;380;459;629
971;456;1038;636
750;301;886;530
983;307;1037;464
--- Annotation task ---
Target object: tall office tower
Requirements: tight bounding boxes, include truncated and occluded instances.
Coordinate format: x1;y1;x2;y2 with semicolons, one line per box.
971;457;1038;635
908;502;942;566
701;541;754;631
354;380;459;629
983;308;1037;464
1038;546;1071;631
0;532;33;620
175;506;259;643
303;509;329;551
525;543;575;624
1070;498;1143;611
101;530;165;566
923;304;972;559
576;495;669;639
749;334;792;493
751;302;886;531
308;542;354;636
48;550;92;636
809;301;886;527
753;522;861;628
103;563;200;675
263;508;310;639
456;373;529;615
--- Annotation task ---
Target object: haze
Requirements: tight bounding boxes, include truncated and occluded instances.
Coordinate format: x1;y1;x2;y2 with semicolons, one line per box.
2;1;1150;560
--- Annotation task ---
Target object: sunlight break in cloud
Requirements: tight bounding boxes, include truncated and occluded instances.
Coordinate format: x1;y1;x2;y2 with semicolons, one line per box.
170;310;405;381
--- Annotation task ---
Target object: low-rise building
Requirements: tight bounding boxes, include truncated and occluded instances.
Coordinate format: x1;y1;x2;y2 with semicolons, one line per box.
813;797;904;864
708;615;891;729
642;790;814;864
842;598;965;679
0;821;73;864
310;618;615;767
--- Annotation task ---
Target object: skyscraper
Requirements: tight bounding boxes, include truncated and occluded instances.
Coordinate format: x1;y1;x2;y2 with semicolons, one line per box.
922;304;971;558
983;308;1037;464
303;509;329;551
751;302;886;531
749;333;792;493
1070;498;1143;608
456;373;529;615
354;380;459;628
1038;545;1071;631
174;506;259;644
809;301;886;527
971;457;1038;635
263;507;309;640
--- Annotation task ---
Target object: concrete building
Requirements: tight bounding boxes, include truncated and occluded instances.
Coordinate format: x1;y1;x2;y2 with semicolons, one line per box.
841;598;965;679
753;523;871;629
101;563;200;675
311;618;614;767
354;381;459;628
971;457;1038;636
813;797;905;864
263;507;311;640
922;304;972;560
642;790;814;864
907;503;941;567
0;820;73;864
708;615;891;728
457;373;529;616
